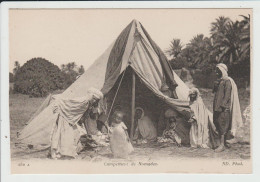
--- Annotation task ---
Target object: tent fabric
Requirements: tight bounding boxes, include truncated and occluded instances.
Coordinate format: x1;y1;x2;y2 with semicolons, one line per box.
140;23;178;91
101;21;134;94
17;19;195;149
17;93;94;149
25;93;53;125
132;68;191;119
52;94;92;125
61;42;115;98
17;105;58;148
173;70;190;100
130;34;164;90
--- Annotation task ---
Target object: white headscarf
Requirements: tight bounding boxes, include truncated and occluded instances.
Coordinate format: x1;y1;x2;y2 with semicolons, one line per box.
86;87;104;114
216;63;228;79
188;87;200;100
87;87;103;100
216;63;243;137
135;107;144;119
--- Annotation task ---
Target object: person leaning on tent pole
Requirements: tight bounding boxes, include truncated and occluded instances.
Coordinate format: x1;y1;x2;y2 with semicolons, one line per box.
212;63;243;152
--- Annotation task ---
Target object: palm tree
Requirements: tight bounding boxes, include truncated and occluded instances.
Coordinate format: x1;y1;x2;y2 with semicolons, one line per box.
185;34;213;68
214;21;241;65
166;39;183;59
239;15;250;62
210;16;231;40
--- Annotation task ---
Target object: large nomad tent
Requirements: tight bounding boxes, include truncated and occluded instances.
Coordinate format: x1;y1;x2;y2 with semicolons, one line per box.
17;19;193;149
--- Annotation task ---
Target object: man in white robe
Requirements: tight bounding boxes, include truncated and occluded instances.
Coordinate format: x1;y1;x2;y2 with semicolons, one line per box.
50;88;103;159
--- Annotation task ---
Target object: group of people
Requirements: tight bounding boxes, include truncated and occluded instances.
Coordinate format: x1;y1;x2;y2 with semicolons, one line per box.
186;63;242;152
49;63;243;159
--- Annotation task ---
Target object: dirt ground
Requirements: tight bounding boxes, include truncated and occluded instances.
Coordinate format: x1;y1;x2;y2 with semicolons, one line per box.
9;88;251;162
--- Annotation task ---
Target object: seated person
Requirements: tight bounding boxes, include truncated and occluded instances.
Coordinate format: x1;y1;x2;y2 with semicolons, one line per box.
133;107;157;143
157;105;171;136
163;109;191;146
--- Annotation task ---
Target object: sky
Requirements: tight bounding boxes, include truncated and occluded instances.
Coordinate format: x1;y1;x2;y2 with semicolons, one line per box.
9;9;251;72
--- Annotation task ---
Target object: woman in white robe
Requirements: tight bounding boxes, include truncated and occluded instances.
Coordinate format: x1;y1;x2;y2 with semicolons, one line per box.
133;107;157;142
188;88;213;148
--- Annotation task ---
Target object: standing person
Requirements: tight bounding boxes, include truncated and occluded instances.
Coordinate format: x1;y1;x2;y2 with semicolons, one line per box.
213;63;243;152
188;88;212;148
109;111;134;158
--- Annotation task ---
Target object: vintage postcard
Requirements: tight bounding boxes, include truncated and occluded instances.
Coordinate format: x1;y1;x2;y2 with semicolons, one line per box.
1;2;259;178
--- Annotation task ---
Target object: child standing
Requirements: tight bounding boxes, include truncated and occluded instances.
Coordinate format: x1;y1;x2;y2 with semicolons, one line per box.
109;111;134;158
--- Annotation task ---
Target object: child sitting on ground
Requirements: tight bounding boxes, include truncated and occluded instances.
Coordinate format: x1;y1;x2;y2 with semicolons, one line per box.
109;111;134;158
162;109;191;147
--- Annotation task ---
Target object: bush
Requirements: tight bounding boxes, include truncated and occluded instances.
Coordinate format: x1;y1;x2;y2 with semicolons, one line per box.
9;72;14;83
190;69;216;89
169;57;187;69
14;58;69;97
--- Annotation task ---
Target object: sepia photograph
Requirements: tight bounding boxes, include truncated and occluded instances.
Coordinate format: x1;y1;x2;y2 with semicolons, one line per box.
3;7;254;174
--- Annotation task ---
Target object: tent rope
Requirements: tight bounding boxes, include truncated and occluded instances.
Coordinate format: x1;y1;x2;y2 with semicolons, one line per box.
105;68;127;126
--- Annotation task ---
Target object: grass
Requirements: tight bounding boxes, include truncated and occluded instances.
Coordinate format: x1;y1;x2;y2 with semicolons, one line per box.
9;87;251;160
9;94;46;158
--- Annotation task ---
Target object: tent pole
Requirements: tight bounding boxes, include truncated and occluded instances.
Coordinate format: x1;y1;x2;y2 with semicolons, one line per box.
130;70;136;140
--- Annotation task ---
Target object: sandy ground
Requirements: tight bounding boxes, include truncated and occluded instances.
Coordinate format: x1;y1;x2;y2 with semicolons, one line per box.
9;88;251;164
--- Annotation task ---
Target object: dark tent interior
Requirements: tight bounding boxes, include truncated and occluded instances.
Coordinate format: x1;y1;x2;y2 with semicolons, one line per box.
104;66;169;134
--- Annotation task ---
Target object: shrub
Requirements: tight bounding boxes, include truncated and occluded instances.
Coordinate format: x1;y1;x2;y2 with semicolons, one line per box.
9;72;14;83
14;58;68;97
169;57;187;69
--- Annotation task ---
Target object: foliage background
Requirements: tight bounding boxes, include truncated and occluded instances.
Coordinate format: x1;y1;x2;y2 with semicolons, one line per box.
167;15;250;89
12;58;84;97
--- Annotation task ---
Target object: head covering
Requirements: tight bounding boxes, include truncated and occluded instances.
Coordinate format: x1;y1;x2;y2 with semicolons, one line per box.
135;107;144;118
188;87;200;97
86;87;104;115
164;109;178;119
216;63;228;79
217;63;228;72
87;87;103;100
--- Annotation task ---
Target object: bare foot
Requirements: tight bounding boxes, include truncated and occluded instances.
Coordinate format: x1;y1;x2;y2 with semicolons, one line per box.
214;145;225;152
